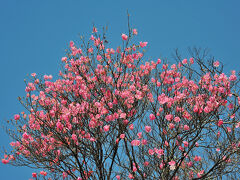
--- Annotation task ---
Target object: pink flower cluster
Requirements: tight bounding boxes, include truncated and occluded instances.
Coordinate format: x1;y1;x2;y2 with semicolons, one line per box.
2;27;240;180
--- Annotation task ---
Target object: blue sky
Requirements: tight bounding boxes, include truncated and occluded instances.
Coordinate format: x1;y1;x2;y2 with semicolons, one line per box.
0;0;239;179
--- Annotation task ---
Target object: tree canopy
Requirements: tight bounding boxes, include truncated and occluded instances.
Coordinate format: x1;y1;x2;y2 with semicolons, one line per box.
2;25;240;180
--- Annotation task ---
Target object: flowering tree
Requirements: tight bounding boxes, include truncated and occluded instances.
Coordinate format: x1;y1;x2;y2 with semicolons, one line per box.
2;25;240;180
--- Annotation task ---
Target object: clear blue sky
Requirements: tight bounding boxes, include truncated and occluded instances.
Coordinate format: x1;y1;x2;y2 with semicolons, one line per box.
0;0;239;179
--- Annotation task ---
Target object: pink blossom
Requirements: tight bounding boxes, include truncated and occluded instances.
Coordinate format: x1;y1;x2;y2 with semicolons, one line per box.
128;173;134;179
217;119;223;127
190;57;194;64
148;149;154;155
141;139;147;145
90;35;95;40
120;113;126;119
227;127;231;132
89;120;96;128
144;161;149;166
61;57;67;62
40;171;47;176
92;27;97;33
129;124;134;130
230;114;235;119
179;146;184;151
229;74;237;81
137;132;143;139
97;55;102;61
2;159;9;164
149;114;156;120
182;59;187;64
160;162;164;169
197;170;204;178
56;121;63;130
213;60;220;67
103;125;110;132
121;34;128;40
145;126;152;133
116;175;120;180
120;134;125;139
131;140;140;146
72;134;77;141
169;123;175;129
156;81;161;87
14;114;20;120
235;122;240;128
31;73;37;77
156;58;161;64
183;141;189;147
132;166;137;172
22;132;29;140
184;125;190;131
168;160;176;166
168;160;176;170
32;173;37;178
155;148;164;156
10;142;16;146
70;41;74;47
123;119;129;125
174;117;181;123
62;172;68;179
139;42;148;48
194;156;201;161
187;161;193;167
228;103;234;109
90;137;96;142
133;29;138;35
165;114;173;121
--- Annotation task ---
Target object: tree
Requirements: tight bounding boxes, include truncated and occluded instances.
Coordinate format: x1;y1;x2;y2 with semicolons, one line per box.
2;24;240;180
